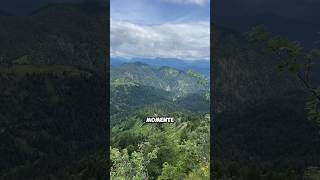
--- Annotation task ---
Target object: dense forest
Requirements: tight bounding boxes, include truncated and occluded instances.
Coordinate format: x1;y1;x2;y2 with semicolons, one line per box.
212;26;320;179
110;25;320;179
0;2;108;179
0;67;107;179
110;63;210;179
1;1;320;179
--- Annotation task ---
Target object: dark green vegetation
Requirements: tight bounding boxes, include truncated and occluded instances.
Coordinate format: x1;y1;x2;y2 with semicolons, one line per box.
0;2;107;72
0;2;108;179
110;63;210;179
111;62;209;97
213;26;320;179
0;68;107;179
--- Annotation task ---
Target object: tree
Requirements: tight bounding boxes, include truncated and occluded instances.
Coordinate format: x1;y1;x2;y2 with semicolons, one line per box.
246;26;320;125
110;143;159;180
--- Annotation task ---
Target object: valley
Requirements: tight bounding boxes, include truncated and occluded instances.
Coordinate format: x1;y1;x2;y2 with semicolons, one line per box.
110;62;210;179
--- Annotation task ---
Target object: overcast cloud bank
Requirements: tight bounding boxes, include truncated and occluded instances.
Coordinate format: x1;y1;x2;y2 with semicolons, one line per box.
111;19;210;60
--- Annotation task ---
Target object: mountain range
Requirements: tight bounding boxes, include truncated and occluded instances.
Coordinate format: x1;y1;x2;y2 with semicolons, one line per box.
110;62;210;125
111;62;209;97
111;57;210;76
0;0;319;179
110;62;210;179
0;3;108;179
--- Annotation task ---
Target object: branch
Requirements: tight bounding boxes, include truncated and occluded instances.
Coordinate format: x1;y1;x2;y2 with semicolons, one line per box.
297;73;320;101
305;58;311;84
273;49;320;102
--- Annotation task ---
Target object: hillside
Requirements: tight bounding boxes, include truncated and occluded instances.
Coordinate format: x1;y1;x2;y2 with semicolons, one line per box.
110;84;172;125
0;2;107;72
111;62;209;98
110;63;210;125
110;63;210;179
111;57;210;76
0;3;108;179
213;27;303;112
0;65;107;179
213;27;320;179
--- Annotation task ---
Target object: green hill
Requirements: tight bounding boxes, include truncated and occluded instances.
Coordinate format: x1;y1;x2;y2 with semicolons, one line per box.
111;62;209;98
213;27;320;179
0;3;108;179
0;3;107;72
110;63;210;179
0;67;107;179
110;63;210;124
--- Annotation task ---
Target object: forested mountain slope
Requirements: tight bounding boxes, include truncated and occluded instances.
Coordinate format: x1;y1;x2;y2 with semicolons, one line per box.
213;26;320;179
110;63;210;179
110;63;210;125
111;62;209;98
0;2;107;72
0;2;108;179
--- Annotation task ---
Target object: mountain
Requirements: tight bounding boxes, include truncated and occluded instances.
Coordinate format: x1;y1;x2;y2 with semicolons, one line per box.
0;3;108;179
110;62;210;127
111;57;210;76
213;27;320;178
111;62;209;98
213;26;303;112
110;83;173;124
0;2;107;72
0;65;107;179
110;64;210;179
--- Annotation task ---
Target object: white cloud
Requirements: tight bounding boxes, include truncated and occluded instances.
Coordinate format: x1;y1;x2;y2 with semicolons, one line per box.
163;0;210;6
111;20;210;60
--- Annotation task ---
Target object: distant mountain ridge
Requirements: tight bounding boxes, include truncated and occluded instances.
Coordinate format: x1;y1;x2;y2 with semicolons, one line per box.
111;62;209;98
110;62;210;126
111;57;210;76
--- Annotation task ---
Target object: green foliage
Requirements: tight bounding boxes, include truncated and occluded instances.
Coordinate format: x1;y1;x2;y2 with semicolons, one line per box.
111;111;210;179
246;26;320;125
213;26;320;179
110;62;211;179
111;63;209;98
0;2;108;179
0;3;107;72
304;167;320;180
157;162;185;180
0;66;107;179
306;88;320;124
187;69;209;86
110;144;159;180
246;25;304;74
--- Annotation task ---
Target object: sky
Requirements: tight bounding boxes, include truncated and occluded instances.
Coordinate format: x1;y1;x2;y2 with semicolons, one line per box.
215;0;320;24
0;0;105;15
2;0;316;58
110;0;210;60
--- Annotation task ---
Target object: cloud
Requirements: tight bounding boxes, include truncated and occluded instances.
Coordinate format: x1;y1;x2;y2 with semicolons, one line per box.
163;0;209;6
110;20;210;60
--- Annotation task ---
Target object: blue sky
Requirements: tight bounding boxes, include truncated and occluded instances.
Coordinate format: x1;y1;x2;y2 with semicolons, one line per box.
110;0;210;60
111;0;210;24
